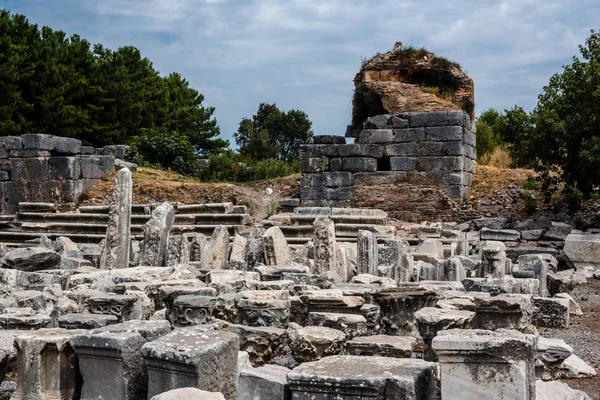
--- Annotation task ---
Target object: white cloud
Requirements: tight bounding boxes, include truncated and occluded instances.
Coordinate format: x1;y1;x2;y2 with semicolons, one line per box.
5;0;600;141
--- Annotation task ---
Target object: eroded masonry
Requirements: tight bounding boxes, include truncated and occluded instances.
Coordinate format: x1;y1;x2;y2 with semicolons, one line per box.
300;110;476;208
0;162;595;398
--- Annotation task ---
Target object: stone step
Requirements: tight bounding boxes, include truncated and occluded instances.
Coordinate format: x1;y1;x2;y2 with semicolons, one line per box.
17;212;250;226
289;214;387;225
77;204;151;215
283;223;395;237
78;202;235;215
19;222;241;237
293;207;388;218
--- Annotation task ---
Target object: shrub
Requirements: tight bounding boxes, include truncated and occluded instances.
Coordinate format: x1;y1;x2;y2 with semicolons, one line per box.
130;130;199;176
523;191;538;214
199;151;299;183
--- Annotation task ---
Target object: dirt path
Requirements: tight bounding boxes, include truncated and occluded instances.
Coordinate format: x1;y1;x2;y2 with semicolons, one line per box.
540;278;600;399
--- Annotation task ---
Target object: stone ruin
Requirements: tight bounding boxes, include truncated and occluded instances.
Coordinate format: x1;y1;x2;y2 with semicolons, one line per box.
0;134;136;214
0;168;595;398
299;46;477;220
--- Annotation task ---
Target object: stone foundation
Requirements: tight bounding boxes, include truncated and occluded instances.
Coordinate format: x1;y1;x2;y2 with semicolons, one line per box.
0;134;117;213
300;111;476;215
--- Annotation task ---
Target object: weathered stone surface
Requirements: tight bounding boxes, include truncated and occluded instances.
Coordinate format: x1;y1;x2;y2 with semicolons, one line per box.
151;388;226;400
100;168;132;269
479;241;507;278
515;255;549;297
1;247;61;271
472;295;532;331
312;217;336;275
288;355;437;399
190;233;207;263
543;221;572;241
72;330;148;400
141;327;239;400
536;380;591;400
373;287;439;336
415;307;474;361
58;313;118;329
563;233;600;270
554;354;597;379
481;228;521;241
346;335;416;358
262;226;292;266
357;230;378;276
537;337;573;364
201;225;229;270
238;364;290;400
433;329;537;400
288;325;345;363
532;297;570;328
229;234;247;264
229;324;288;366
139;202;175;266
307;312;367;338
13;328;83;400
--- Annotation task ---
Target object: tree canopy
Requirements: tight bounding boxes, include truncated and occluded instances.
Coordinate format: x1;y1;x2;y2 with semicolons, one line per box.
531;30;600;194
234;103;313;162
0;10;227;154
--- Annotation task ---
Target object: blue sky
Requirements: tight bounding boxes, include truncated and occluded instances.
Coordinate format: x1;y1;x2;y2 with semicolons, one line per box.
2;0;599;146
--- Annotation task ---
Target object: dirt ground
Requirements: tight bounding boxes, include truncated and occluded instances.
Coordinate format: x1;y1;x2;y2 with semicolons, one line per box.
540;278;600;398
81;168;300;222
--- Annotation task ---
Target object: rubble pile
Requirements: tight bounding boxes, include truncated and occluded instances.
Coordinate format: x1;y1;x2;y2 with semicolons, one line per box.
0;170;596;399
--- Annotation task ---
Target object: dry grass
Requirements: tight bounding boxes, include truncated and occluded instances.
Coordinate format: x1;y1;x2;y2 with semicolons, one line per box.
478;146;513;169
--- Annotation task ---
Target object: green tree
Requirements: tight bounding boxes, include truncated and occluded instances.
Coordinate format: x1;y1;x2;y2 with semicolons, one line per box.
0;10;226;155
161;73;227;155
496;106;535;167
234;103;313;162
531;30;600;194
476;108;502;160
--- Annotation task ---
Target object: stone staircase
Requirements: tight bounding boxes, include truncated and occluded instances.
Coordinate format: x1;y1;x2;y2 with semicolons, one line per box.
267;207;395;245
0;202;251;247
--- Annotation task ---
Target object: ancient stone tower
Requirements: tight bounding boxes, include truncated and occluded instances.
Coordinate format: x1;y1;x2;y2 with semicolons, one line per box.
299;46;476;221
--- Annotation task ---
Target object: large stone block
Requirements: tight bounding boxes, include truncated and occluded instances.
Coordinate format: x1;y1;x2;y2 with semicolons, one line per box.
352;171;407;186
11;157;49;181
432;329;537;400
141;327;239;400
20;134;54;150
415;156;464;172
13;328;83;400
72;331;148;400
239;364;290;400
52;136;82;155
287;355;437;399
310;172;352;187
342;157;377;172
425;126;464;141
299;144;339;157
337;144;383;158
385;143;416;157
359;129;394;144
390;157;415;171
563;233;600;270
300;157;329;173
0;136;22;150
312;135;346;145
403;111;466;128
48;156;82;180
80;155;115;179
393;127;425;142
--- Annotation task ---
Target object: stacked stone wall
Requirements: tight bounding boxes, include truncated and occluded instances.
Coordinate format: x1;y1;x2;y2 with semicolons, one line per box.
300;111;476;218
0;134;116;213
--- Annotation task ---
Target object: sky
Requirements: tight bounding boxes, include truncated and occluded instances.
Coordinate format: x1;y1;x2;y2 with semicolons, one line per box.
2;0;599;146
